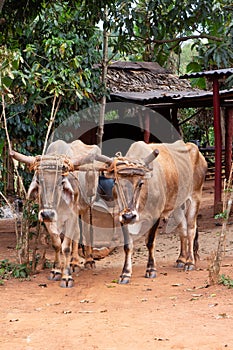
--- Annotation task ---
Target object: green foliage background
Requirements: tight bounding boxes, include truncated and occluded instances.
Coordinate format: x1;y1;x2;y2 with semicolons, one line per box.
0;0;233;193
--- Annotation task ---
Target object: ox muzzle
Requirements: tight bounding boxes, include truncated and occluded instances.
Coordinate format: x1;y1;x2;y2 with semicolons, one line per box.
39;208;57;222
119;209;139;225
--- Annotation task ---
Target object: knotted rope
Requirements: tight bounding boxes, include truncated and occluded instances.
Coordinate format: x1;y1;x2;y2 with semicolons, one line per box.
105;152;152;214
105;152;151;175
29;154;74;175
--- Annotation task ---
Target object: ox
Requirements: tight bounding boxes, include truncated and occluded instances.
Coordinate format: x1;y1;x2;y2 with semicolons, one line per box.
11;139;105;287
104;140;207;284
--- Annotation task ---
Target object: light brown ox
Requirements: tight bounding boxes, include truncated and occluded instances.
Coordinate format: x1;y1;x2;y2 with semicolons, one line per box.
11;139;108;287
104;140;207;284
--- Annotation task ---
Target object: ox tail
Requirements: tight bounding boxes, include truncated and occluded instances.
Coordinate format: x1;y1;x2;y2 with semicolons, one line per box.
193;227;200;261
78;215;85;256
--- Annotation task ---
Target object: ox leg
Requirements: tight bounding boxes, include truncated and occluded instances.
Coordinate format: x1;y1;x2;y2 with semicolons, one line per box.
83;245;95;269
60;236;74;288
118;224;133;284
185;200;200;271
70;241;81;273
145;220;160;278
176;220;188;269
176;200;199;271
48;233;63;281
82;216;95;270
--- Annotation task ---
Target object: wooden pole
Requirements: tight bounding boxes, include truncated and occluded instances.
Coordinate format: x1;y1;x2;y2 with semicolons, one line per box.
0;0;6;13
213;77;222;212
144;110;150;143
225;108;233;180
97;6;109;150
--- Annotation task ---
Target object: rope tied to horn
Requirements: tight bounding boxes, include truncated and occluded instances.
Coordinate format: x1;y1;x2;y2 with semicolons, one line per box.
105;152;151;213
105;151;152;175
29;154;74;175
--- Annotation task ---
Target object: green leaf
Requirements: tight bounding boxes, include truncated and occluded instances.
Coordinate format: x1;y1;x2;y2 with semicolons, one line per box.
1;76;13;89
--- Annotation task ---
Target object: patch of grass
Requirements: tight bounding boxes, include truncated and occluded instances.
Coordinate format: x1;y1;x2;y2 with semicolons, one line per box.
219;274;233;288
0;259;30;285
214;210;228;220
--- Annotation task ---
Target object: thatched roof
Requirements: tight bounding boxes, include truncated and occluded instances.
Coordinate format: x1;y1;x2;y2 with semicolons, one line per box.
106;61;233;109
107;61;197;93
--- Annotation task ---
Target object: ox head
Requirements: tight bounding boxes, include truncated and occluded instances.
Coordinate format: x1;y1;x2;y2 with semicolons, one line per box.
105;149;159;225
28;155;77;222
10;150;108;223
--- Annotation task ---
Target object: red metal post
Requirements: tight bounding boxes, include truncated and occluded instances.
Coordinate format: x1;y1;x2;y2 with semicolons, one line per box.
225;108;233;180
213;77;222;211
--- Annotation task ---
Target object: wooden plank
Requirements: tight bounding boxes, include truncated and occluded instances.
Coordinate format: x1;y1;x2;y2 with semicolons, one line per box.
213;77;222;209
0;219;16;233
200;147;231;181
225;108;233;179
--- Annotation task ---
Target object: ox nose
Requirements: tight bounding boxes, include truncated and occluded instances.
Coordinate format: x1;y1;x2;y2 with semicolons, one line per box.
39;209;56;222
121;211;137;224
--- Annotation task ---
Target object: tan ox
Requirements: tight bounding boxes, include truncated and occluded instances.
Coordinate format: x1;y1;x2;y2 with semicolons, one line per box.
104;140;207;284
11;140;104;287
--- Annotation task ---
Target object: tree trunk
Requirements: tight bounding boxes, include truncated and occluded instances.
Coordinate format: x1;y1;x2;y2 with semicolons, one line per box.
97;6;109;150
0;0;6;13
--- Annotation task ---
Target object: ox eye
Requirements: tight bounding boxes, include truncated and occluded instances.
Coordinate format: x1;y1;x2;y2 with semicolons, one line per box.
138;180;144;188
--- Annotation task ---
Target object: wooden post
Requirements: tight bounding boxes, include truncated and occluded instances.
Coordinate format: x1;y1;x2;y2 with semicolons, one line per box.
213;77;222;212
144;110;150;143
97;5;109;150
225;108;233;180
171;107;180;137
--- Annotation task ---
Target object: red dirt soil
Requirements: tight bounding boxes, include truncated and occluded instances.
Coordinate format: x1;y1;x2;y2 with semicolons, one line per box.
0;180;233;350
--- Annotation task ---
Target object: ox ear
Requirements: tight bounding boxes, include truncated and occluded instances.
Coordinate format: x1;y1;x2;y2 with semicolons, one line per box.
27;177;39;199
61;177;74;205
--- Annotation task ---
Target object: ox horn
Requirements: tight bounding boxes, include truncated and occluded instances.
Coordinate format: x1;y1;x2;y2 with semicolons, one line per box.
143;149;159;166
72;153;96;169
72;153;113;170
10;150;36;165
95;154;113;165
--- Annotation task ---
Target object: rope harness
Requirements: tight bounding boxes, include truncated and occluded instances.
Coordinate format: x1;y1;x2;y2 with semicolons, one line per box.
29;155;74;209
29;154;74;175
28;152;151;215
30;154;97;208
105;152;152;215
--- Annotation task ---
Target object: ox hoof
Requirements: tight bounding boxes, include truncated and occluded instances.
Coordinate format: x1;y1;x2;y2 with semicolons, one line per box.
70;258;81;273
71;264;81;273
84;260;96;270
176;260;185;269
60;277;74;288
118;275;130;284
48;271;62;281
145;269;157;279
184;263;195;271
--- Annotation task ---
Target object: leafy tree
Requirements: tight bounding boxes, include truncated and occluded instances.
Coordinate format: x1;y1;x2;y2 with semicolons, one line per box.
0;1;105;191
1;0;233;194
104;0;233;75
0;1;115;134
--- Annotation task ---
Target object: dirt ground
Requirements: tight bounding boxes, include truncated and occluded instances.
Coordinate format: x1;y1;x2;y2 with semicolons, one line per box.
1;180;233;350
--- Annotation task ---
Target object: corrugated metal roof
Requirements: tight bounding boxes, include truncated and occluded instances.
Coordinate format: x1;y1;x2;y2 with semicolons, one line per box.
180;68;233;79
111;89;186;101
106;63;233;108
110;88;233;108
